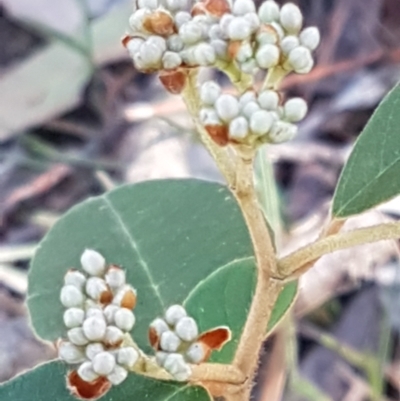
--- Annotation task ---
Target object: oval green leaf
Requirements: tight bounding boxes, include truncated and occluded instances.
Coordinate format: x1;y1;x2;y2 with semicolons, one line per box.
332;83;400;218
0;361;211;401
184;257;297;363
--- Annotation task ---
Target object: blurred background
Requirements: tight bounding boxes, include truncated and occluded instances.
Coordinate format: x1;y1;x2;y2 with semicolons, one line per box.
0;0;400;400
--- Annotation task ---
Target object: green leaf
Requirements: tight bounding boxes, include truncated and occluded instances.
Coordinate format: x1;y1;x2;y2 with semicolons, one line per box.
332;83;400;218
28;179;254;353
184;257;297;363
0;361;211;401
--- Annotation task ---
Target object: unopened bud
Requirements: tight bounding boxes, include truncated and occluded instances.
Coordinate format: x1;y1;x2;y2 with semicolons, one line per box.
114;308;136;332
165;305;187;326
258;90;279;110
194;43;216;66
175;317;199;342
105;266;126;290
215;94;240;122
107;365;128;386
104;304;119;325
59;342;85;364
113;285;137;309
117;347;139;368
232;0;256;16
279;3;303;34
60;285;84;308
167;34;184;52
287;46;313;73
241;101;261;119
78;361;99;383
86;277;109;302
143;11;175;37
200;81;221;106
256;44;280;69
280;35;300;56
86;343;105;360
92;352;116;376
163;353;191;381
64;270;86;290
258;0;280;24
228;17;251;40
81;249;106;276
284;98;308;122
269;121;298;143
179;22;203;45
68;328;89;346
160;330;181;352
229;116;249;140
63;308;85;329
250;110;273;136
162;51;182;70
299;27;320;51
156;351;168;366
174;11;191;28
186;342;207;364
82;316;107;342
104;326;124;347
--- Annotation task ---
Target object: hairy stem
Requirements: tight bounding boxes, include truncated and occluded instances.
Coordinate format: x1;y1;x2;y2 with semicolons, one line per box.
278;221;400;278
191;363;245;384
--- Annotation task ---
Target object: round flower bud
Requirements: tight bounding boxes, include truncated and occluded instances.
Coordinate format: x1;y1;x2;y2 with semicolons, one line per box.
209;24;224;40
104;326;124;347
287;46;313;73
114;308;136;332
129;9;149;31
241;58;258;75
215;94;240;122
156;351;168;366
86;343;105;360
86;307;105;321
167;34;184;52
284;98;308;122
147;35;167;53
244;12;260;31
219;14;235;36
165;305;187;326
81;249;106;276
63;308;85;329
299;27;320;51
258;0;280;23
104;304;119;324
107;365;128;386
232;0;256;16
186;342;206;364
117;347;139;368
105;266;125;290
160;330;181;352
82;316;107;341
210;39;228;59
150;317;170;336
280;35;300;56
194;43;216;66
64;270;86;290
174;364;192;382
60;285;84;308
127;38;145;59
162;51;182;70
269;121;298;143
239;91;256;106
179;22;203;45
250;110;274;136
113;285;137;309
229;117;249;140
241;101;261;119
163;353;191;381
279;3;303;34
200;81;221;106
140;42;164;68
258;90;279;110
227;17;251;40
92;352;116;376
256;44;280;69
78;361;99;383
59;342;85;364
68;328;89;346
86;277;109;301
174;11;191;29
175;317;199;342
138;0;158;9
236;42;253;63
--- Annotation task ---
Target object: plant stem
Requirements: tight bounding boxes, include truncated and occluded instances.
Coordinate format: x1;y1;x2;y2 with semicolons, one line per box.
278;221;400;279
191;363;246;384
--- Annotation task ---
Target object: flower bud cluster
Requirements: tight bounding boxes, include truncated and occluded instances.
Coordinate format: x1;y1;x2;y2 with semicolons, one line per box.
124;0;319;77
149;305;208;381
58;249;139;387
199;81;307;146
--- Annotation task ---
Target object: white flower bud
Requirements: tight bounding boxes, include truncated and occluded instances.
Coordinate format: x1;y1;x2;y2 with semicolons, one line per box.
186;342;205;364
243;12;260;31
210;39;228;59
163;353;191;381
241;101;261;119
129;9;150;31
193;43;216;66
82;316;107;341
288;46;313;73
269;121;298;143
107;365;128;386
104;266;125;290
81;249;106;276
85;277;109;301
103;304;118;325
165;305;187;326
229;116;249;140
112;285;137;309
64;270;86;290
284;98;308;122
167;34;184;52
68;328;89;346
162;51;182;70
227;17;251;40
200;81;221;106
256;30;277;45
255;44;280;69
147;35;167;53
241;58;258;74
280;35;300;56
199;108;221;125
174;11;191;28
117;347;139;368
236;42;253;63
114;308;136;332
180;47;197;66
258;1;280;23
156;351;168;366
270;21;285;40
209;24;224;40
160;330;181;352
233;0;256;16
127;38;145;59
63;308;85;328
86;307;105;321
175;317;199;342
215;94;240;122
92;352;116;376
104;326;124;346
138;0;158;10
60;285;84;308
258;90;279;110
85;343;105;360
279;3;303;34
250;110;274;136
150;317;170;336
140;42;164;67
219;14;234;36
78;361;99;383
179;22;203;45
299;27;320;51
59;342;85;364
239;91;256;106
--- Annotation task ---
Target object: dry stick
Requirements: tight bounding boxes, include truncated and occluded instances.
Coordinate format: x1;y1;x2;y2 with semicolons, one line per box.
278;221;400;278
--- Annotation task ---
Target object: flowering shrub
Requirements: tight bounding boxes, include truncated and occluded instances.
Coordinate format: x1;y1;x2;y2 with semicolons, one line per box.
1;0;400;400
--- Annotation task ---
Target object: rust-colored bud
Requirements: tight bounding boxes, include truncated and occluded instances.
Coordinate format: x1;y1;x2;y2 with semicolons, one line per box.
121;290;137;310
121;34;133;48
205;125;229;146
159;69;187;94
67;370;111;400
143;11;175;37
99;289;113;305
202;0;231;17
198;326;231;350
148;327;161;349
191;3;207;16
